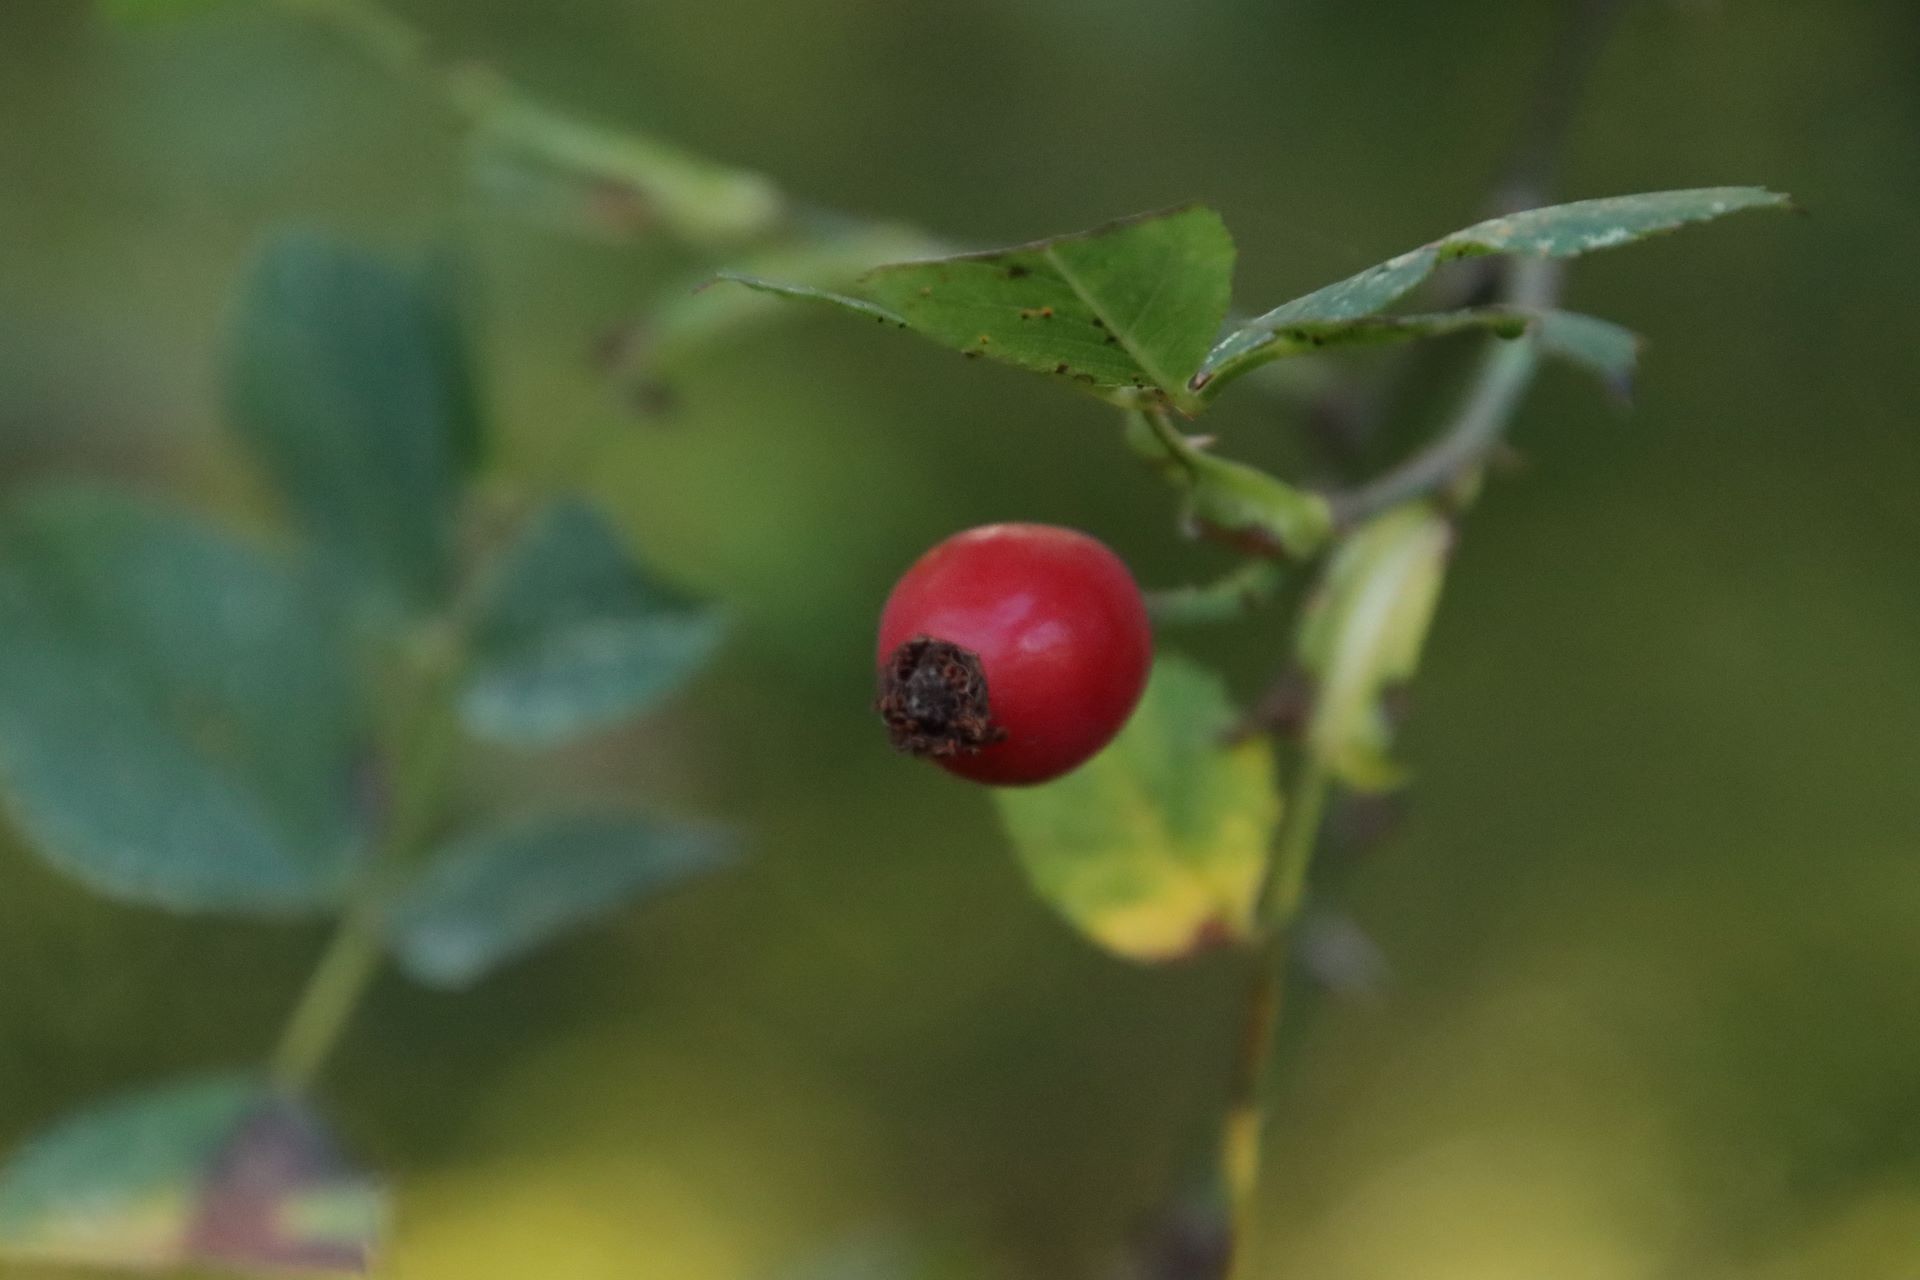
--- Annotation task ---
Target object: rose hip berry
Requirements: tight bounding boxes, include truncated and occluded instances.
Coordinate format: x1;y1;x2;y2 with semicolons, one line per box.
876;523;1153;786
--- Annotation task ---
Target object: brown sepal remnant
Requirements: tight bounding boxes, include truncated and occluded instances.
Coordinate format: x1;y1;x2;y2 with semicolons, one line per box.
877;636;1007;758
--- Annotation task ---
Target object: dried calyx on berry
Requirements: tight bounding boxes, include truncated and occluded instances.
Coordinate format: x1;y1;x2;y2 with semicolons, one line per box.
876;635;1008;759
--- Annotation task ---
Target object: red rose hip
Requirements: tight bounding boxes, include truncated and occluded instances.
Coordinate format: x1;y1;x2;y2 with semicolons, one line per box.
876;523;1153;785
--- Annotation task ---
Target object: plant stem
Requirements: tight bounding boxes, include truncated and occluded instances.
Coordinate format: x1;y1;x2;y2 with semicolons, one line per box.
1220;935;1286;1280
1217;256;1558;1262
271;897;388;1093
1125;404;1203;479
1210;0;1614;1232
1325;256;1560;528
1147;559;1285;626
1494;0;1631;215
267;625;468;1094
1221;751;1333;1280
1260;753;1332;932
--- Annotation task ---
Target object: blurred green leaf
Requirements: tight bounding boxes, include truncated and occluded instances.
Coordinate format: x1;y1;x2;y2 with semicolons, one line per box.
1198;187;1789;390
1191;304;1645;401
1297;503;1453;791
229;231;483;604
470;90;784;247
1533;310;1642;400
0;487;366;913
1193;306;1529;397
0;1075;259;1270
0;1074;382;1275
992;656;1280;962
460;499;726;747
641;224;951;373
386;811;735;987
723;206;1234;409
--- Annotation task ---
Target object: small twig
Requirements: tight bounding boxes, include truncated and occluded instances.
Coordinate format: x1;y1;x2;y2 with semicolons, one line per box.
1147;560;1285;627
1258;754;1333;933
1211;7;1628;1274
1324;257;1560;528
1492;0;1633;215
1218;941;1285;1280
1220;753;1331;1280
1294;0;1629;465
268;618;470;1093
271;897;388;1092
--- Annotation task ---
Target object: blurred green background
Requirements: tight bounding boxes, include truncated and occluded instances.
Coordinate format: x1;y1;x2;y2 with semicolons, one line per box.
2;0;1917;1276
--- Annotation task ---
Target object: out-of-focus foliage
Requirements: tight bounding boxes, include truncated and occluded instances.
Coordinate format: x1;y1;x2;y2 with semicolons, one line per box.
0;487;366;912
461;499;728;748
0;1074;379;1274
388;811;736;989
231;232;482;604
0;207;730;1274
0;1;1915;1278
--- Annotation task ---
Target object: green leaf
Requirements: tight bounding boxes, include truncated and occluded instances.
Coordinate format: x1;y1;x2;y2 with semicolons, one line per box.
470;90;784;247
1191;306;1532;396
229;231;483;604
0;1074;383;1275
716;274;906;327
644;224;948;372
1533;310;1642;400
720;206;1235;408
461;499;726;747
1296;504;1453;791
1198;186;1789;391
386;811;735;987
0;488;367;913
992;656;1281;962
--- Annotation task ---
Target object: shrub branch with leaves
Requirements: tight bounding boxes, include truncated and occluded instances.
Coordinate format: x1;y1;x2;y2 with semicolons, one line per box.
0;234;730;1270
0;1;1794;1276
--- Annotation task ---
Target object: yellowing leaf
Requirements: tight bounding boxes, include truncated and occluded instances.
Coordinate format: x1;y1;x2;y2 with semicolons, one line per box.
0;1076;383;1275
992;657;1280;962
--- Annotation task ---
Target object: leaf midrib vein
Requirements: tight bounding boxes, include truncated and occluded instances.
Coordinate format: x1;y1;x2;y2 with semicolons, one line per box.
1041;245;1175;394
